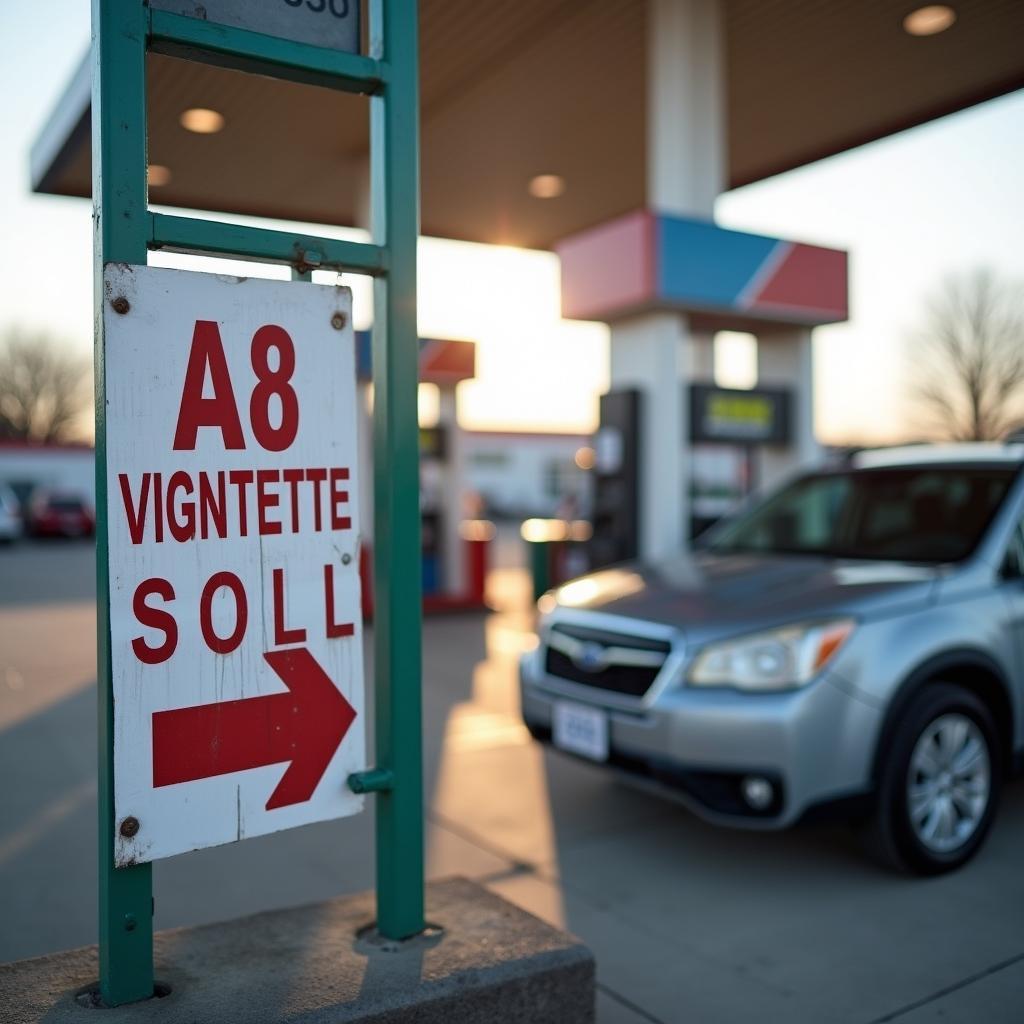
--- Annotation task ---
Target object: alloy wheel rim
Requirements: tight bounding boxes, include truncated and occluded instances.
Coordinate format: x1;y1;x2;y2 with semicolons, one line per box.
907;712;990;854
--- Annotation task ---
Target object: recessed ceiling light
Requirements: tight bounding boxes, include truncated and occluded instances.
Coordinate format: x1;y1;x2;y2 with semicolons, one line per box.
148;164;172;187
903;5;956;36
574;446;596;471
180;107;225;134
528;174;566;199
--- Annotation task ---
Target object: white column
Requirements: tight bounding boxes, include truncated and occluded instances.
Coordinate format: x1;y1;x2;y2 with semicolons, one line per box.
438;387;466;596
689;329;716;381
609;314;691;562
756;328;820;488
647;0;726;217
603;0;725;561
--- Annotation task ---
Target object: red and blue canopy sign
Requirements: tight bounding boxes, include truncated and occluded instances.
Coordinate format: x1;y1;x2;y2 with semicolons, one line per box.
557;210;848;328
355;333;476;385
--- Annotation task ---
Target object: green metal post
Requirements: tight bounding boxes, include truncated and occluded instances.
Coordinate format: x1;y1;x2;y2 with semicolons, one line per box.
529;540;552;604
91;0;424;984
93;0;155;1005
369;0;425;939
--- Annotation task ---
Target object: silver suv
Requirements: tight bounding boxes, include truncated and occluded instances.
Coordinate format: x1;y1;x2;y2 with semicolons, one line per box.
520;444;1024;873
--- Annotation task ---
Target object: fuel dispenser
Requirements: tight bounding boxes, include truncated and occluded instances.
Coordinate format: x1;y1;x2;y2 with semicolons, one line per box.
687;383;792;538
521;374;806;593
589;389;643;567
355;332;492;613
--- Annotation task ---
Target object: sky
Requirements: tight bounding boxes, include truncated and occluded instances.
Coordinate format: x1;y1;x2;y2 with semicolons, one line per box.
2;2;1023;443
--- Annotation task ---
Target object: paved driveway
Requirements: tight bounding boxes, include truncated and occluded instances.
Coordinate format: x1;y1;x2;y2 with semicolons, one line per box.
1;540;1022;1021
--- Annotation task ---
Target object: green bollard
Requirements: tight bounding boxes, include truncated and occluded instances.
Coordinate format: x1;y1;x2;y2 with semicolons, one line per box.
523;519;570;603
529;538;551;603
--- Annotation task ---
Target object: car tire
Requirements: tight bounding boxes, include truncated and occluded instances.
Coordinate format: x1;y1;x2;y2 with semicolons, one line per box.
866;683;1001;875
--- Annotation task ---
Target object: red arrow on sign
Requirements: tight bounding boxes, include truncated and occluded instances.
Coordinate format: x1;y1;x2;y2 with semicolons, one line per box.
152;648;356;810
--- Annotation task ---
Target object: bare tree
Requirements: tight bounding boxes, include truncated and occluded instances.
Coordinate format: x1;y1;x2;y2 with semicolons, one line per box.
0;328;93;443
912;269;1024;441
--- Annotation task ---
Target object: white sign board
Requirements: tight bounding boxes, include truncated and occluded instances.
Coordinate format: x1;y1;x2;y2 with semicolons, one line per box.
150;0;359;53
103;264;365;866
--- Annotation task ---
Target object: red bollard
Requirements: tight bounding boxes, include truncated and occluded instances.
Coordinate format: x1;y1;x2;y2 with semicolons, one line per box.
466;538;489;604
461;519;495;607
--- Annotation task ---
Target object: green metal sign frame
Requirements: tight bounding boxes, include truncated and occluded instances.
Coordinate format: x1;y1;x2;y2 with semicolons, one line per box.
92;0;423;1004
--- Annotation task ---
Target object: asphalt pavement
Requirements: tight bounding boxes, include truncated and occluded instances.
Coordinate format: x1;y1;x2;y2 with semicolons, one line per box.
1;537;1023;1022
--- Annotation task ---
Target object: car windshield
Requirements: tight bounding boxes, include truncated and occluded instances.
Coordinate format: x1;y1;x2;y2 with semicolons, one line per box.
707;464;1018;563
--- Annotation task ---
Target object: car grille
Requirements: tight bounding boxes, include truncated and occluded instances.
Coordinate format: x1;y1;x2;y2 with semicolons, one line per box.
543;623;671;699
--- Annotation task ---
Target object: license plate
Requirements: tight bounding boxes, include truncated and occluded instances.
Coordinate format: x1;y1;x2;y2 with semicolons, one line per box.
553;701;609;762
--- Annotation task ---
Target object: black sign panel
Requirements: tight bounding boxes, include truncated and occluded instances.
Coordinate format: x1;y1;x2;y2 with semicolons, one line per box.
689;384;791;446
419;426;448;460
589;389;642;568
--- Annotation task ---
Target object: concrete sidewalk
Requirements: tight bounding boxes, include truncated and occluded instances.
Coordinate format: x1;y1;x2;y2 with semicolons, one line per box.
1;540;1023;1021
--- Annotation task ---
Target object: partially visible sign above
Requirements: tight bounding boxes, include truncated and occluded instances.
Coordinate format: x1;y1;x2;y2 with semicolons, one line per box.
103;265;365;866
151;0;359;53
689;384;792;446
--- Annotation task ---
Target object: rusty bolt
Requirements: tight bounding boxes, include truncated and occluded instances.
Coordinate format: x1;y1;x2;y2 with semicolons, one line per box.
111;296;130;315
331;312;347;330
119;816;140;838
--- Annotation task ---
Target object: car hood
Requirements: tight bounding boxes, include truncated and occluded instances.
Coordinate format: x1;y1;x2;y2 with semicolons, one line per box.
550;552;941;644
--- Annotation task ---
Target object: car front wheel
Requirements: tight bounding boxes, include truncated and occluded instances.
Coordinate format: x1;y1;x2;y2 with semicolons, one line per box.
868;683;1000;875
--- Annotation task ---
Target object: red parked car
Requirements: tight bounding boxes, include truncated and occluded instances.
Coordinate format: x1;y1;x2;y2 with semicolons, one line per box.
29;491;95;538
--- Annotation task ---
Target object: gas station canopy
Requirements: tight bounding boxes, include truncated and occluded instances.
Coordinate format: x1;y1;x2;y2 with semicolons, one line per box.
32;0;1024;251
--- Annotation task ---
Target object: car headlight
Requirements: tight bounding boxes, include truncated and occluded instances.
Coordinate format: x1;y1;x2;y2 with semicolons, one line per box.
687;619;855;691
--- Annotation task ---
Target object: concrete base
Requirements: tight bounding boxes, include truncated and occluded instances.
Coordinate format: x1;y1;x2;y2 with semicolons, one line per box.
0;878;595;1023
